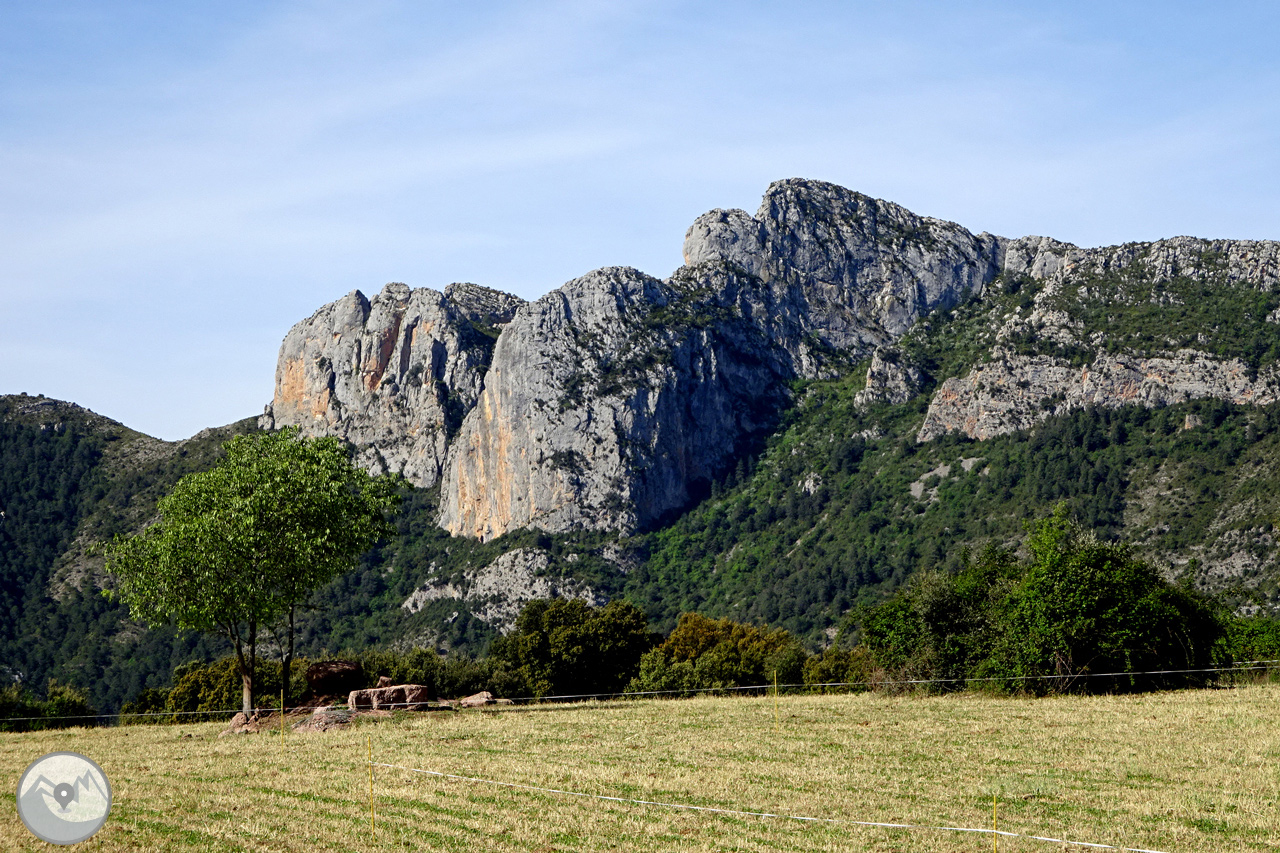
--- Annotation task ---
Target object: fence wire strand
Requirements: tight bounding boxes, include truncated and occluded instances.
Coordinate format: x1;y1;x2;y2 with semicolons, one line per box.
372;759;1173;853
2;659;1278;724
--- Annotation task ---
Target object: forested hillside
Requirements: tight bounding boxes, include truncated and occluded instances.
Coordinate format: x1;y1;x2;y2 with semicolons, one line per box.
300;373;1280;659
11;302;1280;715
8;182;1280;716
0;395;254;714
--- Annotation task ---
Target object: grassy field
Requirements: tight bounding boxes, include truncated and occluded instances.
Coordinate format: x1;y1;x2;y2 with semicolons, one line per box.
2;685;1278;852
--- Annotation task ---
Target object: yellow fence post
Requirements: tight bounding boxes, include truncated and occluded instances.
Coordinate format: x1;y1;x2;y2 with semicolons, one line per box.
369;735;375;841
774;669;780;734
993;793;998;853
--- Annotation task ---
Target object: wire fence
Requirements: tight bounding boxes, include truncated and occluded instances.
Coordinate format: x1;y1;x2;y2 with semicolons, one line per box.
2;658;1278;725
369;758;1175;853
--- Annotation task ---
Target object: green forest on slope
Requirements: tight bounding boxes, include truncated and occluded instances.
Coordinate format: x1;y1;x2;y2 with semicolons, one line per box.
0;398;254;715
9;242;1280;715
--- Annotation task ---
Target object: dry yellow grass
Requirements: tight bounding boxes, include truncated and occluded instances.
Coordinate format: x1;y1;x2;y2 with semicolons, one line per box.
3;684;1278;852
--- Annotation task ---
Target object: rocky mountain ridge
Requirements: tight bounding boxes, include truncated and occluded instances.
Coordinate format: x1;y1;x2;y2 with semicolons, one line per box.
266;178;1280;547
10;179;1280;704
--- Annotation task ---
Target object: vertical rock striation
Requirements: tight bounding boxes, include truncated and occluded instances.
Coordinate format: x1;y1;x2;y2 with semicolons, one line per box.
261;282;523;486
439;179;1009;539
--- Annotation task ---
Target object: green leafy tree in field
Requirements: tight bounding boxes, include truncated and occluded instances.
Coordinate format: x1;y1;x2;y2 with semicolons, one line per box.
990;506;1226;690
104;428;399;712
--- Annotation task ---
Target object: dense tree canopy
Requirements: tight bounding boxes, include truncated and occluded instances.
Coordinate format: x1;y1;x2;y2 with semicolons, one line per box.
104;428;399;711
857;505;1228;693
627;612;807;694
488;598;655;697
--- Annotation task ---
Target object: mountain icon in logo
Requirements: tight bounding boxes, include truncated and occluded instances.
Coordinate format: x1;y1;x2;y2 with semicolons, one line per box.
16;752;112;845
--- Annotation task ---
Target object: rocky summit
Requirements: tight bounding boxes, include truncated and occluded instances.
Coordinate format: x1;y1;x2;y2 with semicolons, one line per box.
11;177;1280;709
264;177;1280;544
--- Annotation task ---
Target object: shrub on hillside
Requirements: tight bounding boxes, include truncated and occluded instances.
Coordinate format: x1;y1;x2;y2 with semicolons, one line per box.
627;613;805;695
0;680;97;731
489;599;657;697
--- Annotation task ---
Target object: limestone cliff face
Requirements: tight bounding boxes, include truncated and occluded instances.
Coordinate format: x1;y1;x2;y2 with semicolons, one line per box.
916;235;1280;442
440;179;1007;539
401;548;603;633
918;349;1279;442
683;179;1004;350
437;265;801;539
265;178;1280;541
261;282;523;486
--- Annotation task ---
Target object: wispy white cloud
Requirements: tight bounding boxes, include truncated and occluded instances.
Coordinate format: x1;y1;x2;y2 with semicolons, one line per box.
2;1;1278;437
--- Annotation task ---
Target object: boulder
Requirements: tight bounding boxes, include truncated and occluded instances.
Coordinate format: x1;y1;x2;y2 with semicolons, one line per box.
348;688;374;710
219;711;258;737
305;660;364;696
403;684;431;710
371;686;406;711
457;691;495;708
292;706;353;733
348;684;433;711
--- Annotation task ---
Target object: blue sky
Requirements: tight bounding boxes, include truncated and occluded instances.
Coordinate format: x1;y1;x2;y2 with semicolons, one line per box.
4;1;1279;440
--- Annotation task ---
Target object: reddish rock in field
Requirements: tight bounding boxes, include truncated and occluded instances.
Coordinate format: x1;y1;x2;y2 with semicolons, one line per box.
457;691;495;708
348;684;435;711
219;711;258;736
403;684;431;710
371;686;406;711
305;660;364;696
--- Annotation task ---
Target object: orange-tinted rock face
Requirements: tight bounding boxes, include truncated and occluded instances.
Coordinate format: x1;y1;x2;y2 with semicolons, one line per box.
261;281;523;487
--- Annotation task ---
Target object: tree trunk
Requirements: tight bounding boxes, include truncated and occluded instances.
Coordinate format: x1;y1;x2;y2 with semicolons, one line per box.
282;606;295;711
246;619;257;712
231;624;253;713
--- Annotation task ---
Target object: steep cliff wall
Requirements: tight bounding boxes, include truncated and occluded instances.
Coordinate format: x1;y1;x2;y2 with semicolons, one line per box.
439;179;1009;539
262;179;1280;546
261;281;523;487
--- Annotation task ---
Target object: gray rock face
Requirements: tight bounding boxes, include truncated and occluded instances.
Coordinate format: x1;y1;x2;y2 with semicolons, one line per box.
918;349;1280;442
266;177;1280;541
854;348;921;408
684;180;1004;348
401;548;602;633
261;282;523;486
996;234;1280;289
916;233;1280;442
439;179;1010;539
438;265;802;538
